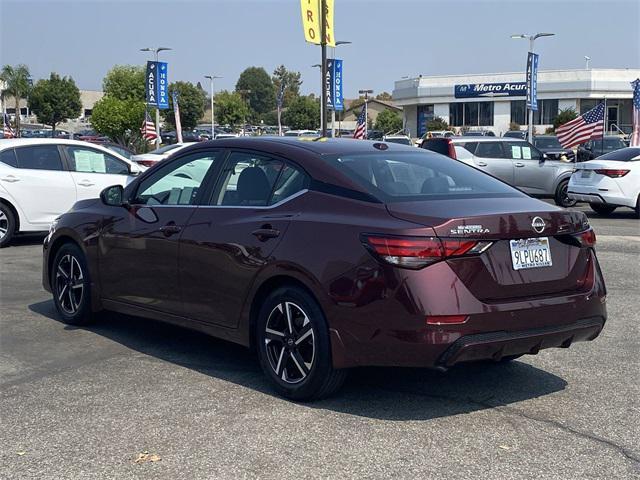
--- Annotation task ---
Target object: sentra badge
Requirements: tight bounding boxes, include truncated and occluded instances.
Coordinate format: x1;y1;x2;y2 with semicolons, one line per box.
450;224;490;235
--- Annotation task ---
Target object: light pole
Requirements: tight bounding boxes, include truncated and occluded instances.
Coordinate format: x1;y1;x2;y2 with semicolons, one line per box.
358;89;373;138
330;40;351;137
584;56;591;69
140;47;172;148
205;75;222;139
511;33;554;142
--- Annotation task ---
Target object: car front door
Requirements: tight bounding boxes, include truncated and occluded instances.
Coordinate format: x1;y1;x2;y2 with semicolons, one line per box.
506;141;558;195
1;145;77;228
464;141;515;184
179;150;309;328
63;145;135;201
98;150;220;315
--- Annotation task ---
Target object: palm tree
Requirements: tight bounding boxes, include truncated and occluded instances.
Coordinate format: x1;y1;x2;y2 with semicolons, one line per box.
0;64;31;135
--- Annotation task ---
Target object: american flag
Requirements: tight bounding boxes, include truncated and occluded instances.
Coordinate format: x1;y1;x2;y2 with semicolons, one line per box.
3;113;15;138
140;110;157;142
353;104;367;140
630;78;640;147
556;102;605;149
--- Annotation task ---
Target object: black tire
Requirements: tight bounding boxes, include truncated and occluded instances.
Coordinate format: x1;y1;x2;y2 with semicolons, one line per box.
635;195;640;219
589;203;617;215
554;180;576;208
52;243;94;325
256;286;346;401
0;203;16;248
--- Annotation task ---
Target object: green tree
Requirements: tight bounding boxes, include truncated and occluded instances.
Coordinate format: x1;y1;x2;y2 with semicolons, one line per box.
375;109;403;133
29;73;81;134
427;116;450;131
272;65;302;108
509;122;521;131
375;91;392;102
0;64;31;134
162;81;207;130
553;108;578;131
282;95;320;130
214;90;250;127
102;65;145;101
235;67;275;118
91;96;147;148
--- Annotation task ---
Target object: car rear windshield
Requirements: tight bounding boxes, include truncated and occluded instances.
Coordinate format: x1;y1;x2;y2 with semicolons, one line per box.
534;137;562;149
596;147;640;161
324;151;522;202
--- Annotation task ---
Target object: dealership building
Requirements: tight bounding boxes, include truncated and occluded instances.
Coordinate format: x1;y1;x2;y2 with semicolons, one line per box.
392;69;640;138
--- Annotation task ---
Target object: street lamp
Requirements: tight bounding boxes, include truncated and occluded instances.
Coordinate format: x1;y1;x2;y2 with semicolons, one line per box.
584;56;591;69
204;75;222;139
511;33;555;142
140;47;172;148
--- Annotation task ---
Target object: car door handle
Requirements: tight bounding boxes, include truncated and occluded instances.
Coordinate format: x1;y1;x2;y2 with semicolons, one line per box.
476;161;488;167
77;180;95;187
514;162;525;167
252;225;280;241
0;175;20;183
159;224;182;237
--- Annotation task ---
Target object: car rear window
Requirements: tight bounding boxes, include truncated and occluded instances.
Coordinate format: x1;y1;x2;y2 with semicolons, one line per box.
324;151;522;202
0;149;18;168
15;145;63;170
597;147;640;161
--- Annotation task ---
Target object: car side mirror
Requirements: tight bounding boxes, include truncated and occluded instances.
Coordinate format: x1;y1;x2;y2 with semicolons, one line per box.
100;185;127;207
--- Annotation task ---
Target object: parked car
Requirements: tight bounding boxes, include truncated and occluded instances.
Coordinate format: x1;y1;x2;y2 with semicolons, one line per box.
415;130;456;147
503;131;527;140
463;130;496;137
43;137;605;400
283;130;319;137
533;135;575;161
576;136;627;161
130;142;197;167
568;146;640;217
160;130;205;144
383;135;413;146
421;136;576;206
0;139;143;247
101;142;135;160
214;133;240;140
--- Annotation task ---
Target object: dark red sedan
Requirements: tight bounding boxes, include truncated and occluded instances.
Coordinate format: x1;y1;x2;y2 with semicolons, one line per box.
43;138;606;400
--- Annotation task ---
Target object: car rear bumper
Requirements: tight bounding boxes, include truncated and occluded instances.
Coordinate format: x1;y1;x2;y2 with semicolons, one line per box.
568;189;635;208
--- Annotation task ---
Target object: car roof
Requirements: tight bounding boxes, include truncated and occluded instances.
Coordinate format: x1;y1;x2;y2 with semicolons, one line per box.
450;136;526;143
0;137;137;163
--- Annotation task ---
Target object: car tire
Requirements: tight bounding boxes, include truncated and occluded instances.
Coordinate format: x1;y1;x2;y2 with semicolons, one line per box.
554;180;576;208
0;203;16;248
589;203;617;215
635;195;640;219
52;243;95;326
256;286;347;401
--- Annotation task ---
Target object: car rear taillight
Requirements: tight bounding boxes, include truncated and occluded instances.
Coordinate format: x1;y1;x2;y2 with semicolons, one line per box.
572;228;596;248
447;139;456;159
362;235;492;269
594;169;630;178
426;315;469;325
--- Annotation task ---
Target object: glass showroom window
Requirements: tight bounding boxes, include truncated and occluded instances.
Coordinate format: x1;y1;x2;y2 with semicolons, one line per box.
511;99;559;125
449;103;464;126
450;102;493;127
511;100;526;125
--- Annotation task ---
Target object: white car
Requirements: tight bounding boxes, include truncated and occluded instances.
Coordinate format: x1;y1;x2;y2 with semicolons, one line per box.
130;142;196;167
0;138;143;247
568;147;640;217
383;135;413;146
283;130;319;137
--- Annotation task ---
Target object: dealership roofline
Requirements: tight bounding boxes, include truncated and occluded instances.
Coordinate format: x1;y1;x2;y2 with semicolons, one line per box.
398;68;640;81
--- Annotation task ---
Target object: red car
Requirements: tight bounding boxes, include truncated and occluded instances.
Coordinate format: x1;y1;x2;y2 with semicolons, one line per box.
43;138;606;400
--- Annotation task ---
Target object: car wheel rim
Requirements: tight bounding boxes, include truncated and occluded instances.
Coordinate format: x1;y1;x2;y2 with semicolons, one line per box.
55;254;84;315
264;301;315;384
560;183;574;206
0;211;8;240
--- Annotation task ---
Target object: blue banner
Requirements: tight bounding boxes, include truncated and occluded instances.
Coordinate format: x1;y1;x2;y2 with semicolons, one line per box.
157;62;169;110
454;82;527;98
145;61;157;107
326;59;334;110
526;52;539;111
333;59;343;111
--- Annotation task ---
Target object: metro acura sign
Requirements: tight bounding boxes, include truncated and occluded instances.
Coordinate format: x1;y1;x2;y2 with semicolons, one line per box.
454;82;527;98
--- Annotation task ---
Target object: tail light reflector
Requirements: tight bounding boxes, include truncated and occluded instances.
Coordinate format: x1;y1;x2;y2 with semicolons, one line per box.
363;235;492;269
594;169;630;178
426;315;468;325
573;228;596;248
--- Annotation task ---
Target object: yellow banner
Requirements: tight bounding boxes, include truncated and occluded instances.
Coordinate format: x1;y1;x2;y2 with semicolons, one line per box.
300;0;335;47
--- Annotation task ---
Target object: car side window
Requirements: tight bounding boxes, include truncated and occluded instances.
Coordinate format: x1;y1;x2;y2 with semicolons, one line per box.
271;163;309;204
14;145;64;171
133;151;218;206
65;146;129;175
0;149;18;168
475;142;505;158
213;152;283;206
461;142;478;154
503;141;542;161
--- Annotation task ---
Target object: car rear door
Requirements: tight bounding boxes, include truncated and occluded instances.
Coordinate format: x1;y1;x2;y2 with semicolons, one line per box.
1;145;77;228
179;150;308;328
505;141;559;195
464;141;515;184
63;144;135;201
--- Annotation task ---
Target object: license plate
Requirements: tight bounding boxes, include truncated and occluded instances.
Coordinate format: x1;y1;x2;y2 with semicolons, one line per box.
581;170;592;178
510;237;553;270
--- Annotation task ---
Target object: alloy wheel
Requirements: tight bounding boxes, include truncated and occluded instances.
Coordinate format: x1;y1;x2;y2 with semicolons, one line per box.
55;254;84;315
264;301;315;384
0;210;8;241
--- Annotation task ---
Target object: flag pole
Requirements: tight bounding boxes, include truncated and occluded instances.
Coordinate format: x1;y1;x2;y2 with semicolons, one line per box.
602;97;607;153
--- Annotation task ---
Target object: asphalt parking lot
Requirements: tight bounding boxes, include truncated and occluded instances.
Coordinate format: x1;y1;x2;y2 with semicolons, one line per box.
1;204;638;479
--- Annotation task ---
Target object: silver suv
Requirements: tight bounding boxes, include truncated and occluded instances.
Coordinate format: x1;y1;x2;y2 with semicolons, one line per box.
421;136;576;207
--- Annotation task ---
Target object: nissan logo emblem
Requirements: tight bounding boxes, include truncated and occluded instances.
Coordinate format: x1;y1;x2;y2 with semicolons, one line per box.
531;216;546;233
